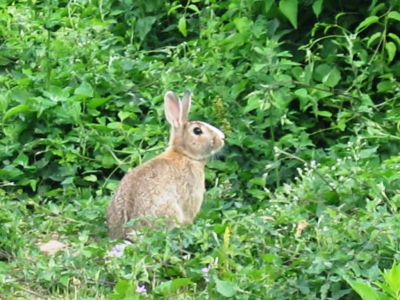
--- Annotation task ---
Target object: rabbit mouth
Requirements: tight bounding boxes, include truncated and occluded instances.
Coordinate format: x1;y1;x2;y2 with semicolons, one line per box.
211;146;224;156
213;140;224;152
183;142;224;161
212;136;225;152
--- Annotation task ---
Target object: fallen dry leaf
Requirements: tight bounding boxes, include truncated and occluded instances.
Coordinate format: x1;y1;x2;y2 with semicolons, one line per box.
295;220;310;237
260;216;275;221
38;240;67;255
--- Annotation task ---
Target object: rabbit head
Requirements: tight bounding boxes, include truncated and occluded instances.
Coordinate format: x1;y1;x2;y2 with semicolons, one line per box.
164;90;225;161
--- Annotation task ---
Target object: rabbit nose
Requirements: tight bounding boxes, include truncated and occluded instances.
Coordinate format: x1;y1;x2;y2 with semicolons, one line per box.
215;128;225;140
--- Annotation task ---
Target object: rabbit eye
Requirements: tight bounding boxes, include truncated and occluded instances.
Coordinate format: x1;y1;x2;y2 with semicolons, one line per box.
193;127;203;135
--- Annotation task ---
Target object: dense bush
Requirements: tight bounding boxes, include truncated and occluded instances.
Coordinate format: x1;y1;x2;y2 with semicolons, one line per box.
1;0;400;298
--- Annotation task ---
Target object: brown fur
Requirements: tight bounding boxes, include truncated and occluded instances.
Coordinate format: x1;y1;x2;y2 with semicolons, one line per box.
106;91;225;239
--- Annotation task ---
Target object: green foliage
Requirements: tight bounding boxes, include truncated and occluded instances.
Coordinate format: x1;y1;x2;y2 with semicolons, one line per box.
2;0;400;298
348;262;400;300
2;140;400;298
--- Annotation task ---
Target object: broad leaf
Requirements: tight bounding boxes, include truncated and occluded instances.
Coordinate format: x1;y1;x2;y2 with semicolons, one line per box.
215;277;237;297
347;280;380;300
74;82;94;98
312;0;324;17
3;104;30;122
356;16;379;32
178;16;187;36
156;278;192;295
385;41;396;64
367;32;382;48
388;11;400;22
135;16;157;41
279;0;298;29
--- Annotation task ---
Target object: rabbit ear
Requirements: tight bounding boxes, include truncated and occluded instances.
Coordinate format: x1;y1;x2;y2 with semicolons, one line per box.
180;90;191;123
164;91;182;128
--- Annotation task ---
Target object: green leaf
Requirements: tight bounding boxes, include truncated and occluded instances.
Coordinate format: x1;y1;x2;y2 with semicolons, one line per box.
102;153;115;168
3;104;30;122
68;101;82;123
388;33;400;48
74;82;94;98
253;63;268;72
114;280;129;295
60;275;69;287
323;66;341;87
29;179;38;192
358;147;378;159
304;65;313;84
377;81;394;93
0;56;10;66
294;88;309;110
291;66;303;81
388;11;400;22
316;111;332;117
156;278;192;295
120;58;135;71
215;277;237;297
37;97;58;118
367;32;382;48
250;176;267;186
314;84;333;99
2;165;24;179
381;263;400;295
9;89;32;103
135;16;157;41
323;66;342;87
262;253;276;263
355;16;379;32
168;4;182;15
336;119;346;131
118;111;133;121
244;95;270;113
360;94;374;106
312;0;324;17
314;64;341;87
314;63;330;82
264;0;274;12
370;3;386;16
0;94;8;112
294;88;308;98
83;175;97;182
87;97;112;109
42;86;70;102
279;0;298;29
347;280;380;300
187;4;200;13
170;278;192;293
14;153;29;166
385;41;396;64
178;16;187;37
234;17;251;34
374;281;396;299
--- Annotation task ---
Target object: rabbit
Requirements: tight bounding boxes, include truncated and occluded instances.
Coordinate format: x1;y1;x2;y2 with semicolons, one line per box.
106;90;225;239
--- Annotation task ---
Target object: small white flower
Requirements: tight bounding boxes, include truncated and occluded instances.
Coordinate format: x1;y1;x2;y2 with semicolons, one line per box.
202;267;210;282
136;285;146;293
310;160;316;168
106;241;131;258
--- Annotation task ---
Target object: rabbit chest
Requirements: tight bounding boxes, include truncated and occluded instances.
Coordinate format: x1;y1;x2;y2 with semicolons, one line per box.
173;161;205;221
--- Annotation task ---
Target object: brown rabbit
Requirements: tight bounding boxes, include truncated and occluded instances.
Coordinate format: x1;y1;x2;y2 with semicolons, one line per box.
106;90;225;239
